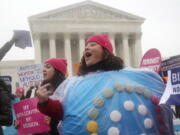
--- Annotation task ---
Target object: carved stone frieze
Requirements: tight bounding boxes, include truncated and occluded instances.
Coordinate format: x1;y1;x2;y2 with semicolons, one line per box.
40;5;135;20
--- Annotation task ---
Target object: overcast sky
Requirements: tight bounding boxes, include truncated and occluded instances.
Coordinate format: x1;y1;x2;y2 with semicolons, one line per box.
0;0;180;61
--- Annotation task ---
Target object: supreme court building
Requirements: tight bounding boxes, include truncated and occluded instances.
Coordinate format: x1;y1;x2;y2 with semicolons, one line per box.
29;0;145;76
0;0;145;91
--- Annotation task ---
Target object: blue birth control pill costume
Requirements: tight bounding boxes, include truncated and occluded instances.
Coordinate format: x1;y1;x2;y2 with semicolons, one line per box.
57;68;165;135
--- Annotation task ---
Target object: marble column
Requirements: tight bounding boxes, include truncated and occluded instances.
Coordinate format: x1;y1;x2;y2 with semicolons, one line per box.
134;33;142;67
33;33;41;64
49;33;56;58
79;33;85;61
109;33;116;54
122;33;130;66
116;36;122;58
64;34;73;76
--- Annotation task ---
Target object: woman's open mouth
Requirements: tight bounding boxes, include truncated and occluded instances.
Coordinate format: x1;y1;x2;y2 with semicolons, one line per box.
85;52;92;58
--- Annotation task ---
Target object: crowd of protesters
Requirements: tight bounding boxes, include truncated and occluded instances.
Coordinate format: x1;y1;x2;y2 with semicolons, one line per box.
0;34;177;135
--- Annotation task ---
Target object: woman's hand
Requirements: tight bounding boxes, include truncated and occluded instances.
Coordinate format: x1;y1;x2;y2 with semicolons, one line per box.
44;116;51;125
36;83;53;103
14;120;20;129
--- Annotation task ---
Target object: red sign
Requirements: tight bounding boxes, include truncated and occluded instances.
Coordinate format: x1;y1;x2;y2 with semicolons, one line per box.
14;98;50;135
140;48;161;73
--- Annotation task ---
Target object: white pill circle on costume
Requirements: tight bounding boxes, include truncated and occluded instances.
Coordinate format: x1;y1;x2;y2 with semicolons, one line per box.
88;108;99;120
103;88;114;98
144;118;153;129
143;89;151;98
108;127;120;135
114;83;124;92
138;105;148;116
123;100;134;111
93;97;104;108
110;110;122;122
125;85;133;93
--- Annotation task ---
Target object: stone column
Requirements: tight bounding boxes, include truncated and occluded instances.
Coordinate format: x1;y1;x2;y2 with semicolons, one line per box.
49;33;56;58
64;34;73;76
122;33;130;66
79;33;85;61
116;37;122;58
33;33;41;64
109;33;116;54
134;33;142;67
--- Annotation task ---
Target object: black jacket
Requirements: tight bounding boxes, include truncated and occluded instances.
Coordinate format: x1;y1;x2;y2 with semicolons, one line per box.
0;79;13;134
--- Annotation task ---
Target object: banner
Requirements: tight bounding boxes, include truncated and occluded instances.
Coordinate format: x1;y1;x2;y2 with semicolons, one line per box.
160;55;180;76
140;48;161;73
17;64;43;90
14;98;50;135
160;67;180;105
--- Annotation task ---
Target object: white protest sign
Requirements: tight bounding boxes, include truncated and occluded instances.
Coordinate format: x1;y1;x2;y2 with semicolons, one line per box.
17;64;43;90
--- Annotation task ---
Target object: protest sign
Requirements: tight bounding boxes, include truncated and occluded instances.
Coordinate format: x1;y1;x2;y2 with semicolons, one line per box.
160;67;180;105
140;48;161;73
0;76;12;92
14;98;50;135
160;55;180;76
14;30;32;49
17;64;43;90
0;76;12;85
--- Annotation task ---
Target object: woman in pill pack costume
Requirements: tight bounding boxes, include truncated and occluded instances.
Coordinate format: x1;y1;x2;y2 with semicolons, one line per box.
38;34;171;135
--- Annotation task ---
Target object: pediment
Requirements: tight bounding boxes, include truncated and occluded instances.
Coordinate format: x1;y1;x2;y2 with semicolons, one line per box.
29;1;144;22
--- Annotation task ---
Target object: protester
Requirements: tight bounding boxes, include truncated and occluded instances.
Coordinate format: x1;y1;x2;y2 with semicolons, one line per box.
36;34;169;135
36;57;67;135
16;58;67;135
0;79;13;135
26;86;38;98
3;91;19;135
0;35;15;61
15;87;25;100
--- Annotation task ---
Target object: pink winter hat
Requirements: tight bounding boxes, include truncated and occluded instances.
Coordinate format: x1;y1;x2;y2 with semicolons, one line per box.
86;34;113;53
16;88;24;94
45;58;67;76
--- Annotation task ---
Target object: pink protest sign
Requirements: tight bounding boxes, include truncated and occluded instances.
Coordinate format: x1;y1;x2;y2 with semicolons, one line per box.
140;48;162;73
14;98;50;135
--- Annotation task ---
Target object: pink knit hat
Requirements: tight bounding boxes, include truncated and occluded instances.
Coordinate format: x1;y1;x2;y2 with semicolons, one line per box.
45;58;67;76
16;88;24;94
86;34;113;53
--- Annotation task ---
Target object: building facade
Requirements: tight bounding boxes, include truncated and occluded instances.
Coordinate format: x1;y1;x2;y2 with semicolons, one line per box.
0;0;145;91
29;0;145;76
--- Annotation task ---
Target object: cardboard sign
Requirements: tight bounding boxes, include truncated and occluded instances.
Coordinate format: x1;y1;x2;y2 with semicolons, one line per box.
140;48;161;73
14;30;32;49
14;98;50;135
17;64;43;90
160;67;180;105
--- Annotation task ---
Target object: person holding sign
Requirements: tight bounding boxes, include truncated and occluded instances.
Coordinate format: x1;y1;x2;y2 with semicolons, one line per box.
36;58;67;135
0;30;32;61
15;58;67;135
38;58;66;134
15;87;25;100
36;34;170;135
0;35;16;61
